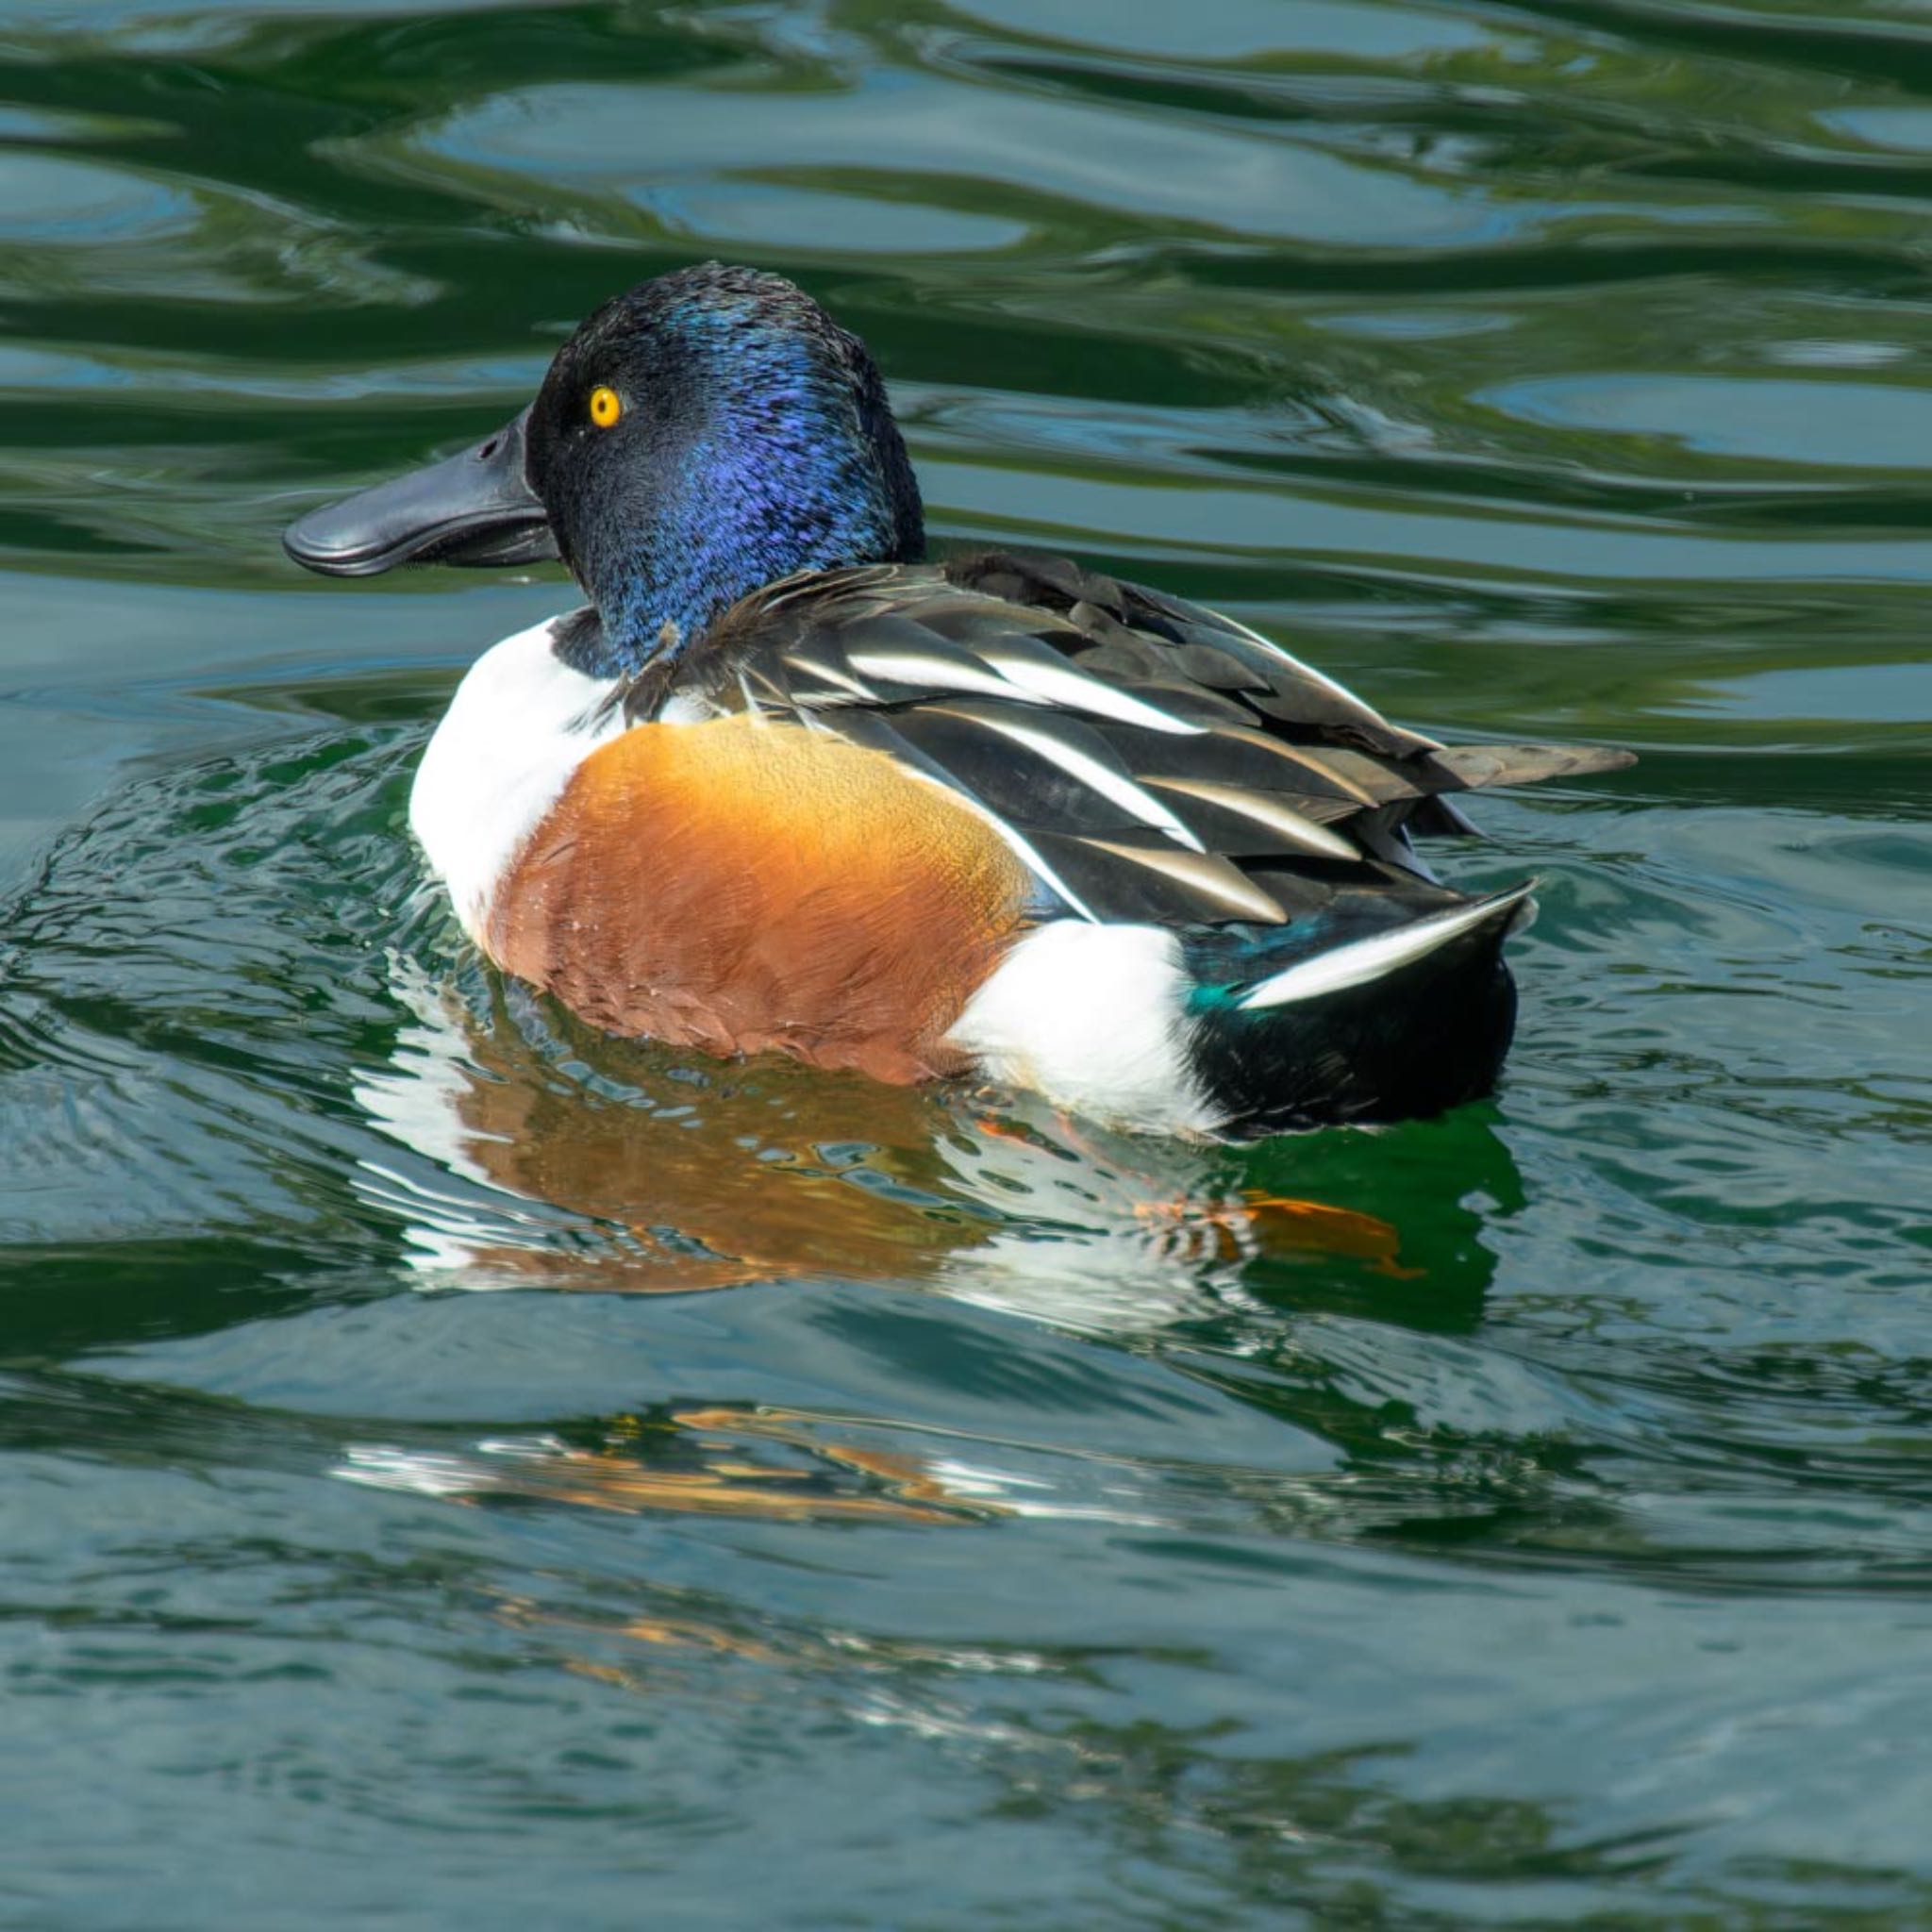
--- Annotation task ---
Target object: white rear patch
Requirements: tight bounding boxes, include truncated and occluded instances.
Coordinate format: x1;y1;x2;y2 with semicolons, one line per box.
409;615;625;941
1239;882;1536;1010
945;921;1220;1136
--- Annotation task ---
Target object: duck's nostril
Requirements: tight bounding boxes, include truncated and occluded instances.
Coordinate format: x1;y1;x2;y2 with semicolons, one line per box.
476;438;499;460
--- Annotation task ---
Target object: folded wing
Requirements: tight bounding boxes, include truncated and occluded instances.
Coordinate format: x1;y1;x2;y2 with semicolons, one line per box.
644;550;1633;932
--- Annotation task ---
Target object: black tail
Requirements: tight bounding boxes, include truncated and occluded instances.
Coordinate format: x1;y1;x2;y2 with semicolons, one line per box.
1188;888;1529;1136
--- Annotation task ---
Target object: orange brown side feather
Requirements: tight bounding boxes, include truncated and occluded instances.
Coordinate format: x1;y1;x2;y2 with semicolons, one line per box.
485;715;1032;1083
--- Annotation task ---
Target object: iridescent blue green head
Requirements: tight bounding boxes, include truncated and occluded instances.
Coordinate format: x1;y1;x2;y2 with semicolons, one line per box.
525;265;924;672
283;263;924;676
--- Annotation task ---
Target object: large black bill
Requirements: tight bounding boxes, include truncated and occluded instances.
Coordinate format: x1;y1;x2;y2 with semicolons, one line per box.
283;408;558;577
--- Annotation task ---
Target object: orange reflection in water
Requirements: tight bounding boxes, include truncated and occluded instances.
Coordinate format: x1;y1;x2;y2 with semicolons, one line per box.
355;964;1408;1308
340;1399;1014;1534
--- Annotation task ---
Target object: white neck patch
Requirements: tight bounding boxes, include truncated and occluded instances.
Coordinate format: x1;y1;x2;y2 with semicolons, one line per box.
408;615;625;942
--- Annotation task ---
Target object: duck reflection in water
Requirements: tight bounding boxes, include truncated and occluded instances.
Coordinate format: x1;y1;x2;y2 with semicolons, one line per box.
354;957;1512;1336
342;958;1515;1529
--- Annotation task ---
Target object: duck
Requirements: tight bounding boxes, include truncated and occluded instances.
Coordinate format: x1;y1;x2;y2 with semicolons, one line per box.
285;262;1632;1140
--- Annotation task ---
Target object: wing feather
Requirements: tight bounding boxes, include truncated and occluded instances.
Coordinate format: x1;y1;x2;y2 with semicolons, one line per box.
1137;776;1360;861
650;553;1633;932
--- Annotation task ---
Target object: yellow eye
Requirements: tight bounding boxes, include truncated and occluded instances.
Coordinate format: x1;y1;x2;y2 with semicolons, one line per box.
589;385;622;428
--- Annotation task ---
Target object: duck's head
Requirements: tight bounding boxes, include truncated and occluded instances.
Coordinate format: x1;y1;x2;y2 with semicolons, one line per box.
285;263;924;674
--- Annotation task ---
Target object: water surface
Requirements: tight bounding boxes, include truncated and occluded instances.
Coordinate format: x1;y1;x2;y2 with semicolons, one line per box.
2;1;1930;1924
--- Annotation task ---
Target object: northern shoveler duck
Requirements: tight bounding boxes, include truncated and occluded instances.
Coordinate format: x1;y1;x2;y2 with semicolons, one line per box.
286;263;1632;1139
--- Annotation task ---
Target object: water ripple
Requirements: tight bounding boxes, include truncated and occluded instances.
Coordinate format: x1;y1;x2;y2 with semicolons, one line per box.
1;0;1930;1921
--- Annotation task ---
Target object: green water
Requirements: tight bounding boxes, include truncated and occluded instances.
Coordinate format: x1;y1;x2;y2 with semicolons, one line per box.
2;0;1930;1924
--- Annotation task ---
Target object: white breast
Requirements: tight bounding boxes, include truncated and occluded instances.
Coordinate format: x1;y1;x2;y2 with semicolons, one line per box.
408;615;626;941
